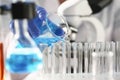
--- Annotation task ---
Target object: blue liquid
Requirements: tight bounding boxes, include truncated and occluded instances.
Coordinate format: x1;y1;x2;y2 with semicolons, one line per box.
35;37;63;46
47;19;65;37
6;53;42;73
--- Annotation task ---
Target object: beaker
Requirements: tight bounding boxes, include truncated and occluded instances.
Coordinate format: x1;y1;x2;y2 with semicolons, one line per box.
35;13;70;45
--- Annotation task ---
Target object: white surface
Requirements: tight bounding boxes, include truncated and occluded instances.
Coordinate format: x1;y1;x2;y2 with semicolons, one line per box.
24;73;120;80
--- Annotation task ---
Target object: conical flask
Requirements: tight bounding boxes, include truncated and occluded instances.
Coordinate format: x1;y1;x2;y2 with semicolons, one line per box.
6;19;43;73
6;2;42;73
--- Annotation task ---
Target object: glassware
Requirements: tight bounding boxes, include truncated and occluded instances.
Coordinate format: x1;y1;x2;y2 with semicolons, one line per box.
6;19;43;73
0;43;4;80
42;41;116;74
10;6;68;47
24;41;119;80
34;13;69;46
116;41;120;72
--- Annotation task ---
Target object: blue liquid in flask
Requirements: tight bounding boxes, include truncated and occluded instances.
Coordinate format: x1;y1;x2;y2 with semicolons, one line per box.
34;20;65;46
35;37;61;46
6;48;42;73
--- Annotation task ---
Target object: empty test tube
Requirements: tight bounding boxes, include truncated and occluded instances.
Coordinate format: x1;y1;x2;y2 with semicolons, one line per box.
103;42;115;74
51;44;58;73
84;43;89;73
88;42;95;73
62;42;67;74
91;42;101;75
66;42;71;73
78;43;83;73
71;42;78;73
115;42;120;72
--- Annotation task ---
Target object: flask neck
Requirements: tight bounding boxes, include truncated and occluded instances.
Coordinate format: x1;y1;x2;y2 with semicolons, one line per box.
14;19;36;47
14;19;28;38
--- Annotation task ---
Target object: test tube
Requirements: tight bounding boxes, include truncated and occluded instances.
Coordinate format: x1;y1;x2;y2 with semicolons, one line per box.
51;43;60;73
66;42;71;73
110;42;115;74
116;41;120;72
84;43;89;73
71;42;78;73
62;42;67;74
78;43;83;73
42;44;49;73
47;46;52;73
88;42;95;73
91;42;101;75
0;43;4;80
58;42;67;74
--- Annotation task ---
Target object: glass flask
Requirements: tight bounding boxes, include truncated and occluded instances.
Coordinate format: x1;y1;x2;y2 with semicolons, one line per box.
10;6;68;47
34;13;69;46
6;19;43;73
